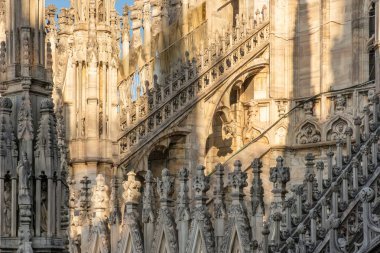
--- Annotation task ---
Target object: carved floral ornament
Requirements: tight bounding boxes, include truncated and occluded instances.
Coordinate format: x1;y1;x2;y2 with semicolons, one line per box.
296;122;321;144
327;118;350;141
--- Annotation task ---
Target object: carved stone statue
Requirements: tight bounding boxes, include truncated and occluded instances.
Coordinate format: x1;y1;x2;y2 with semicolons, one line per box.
17;152;31;193
122;171;142;204
3;179;11;235
41;178;48;233
91;174;109;217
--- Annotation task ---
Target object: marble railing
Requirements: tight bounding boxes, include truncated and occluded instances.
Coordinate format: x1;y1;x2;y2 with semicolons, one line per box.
74;94;380;253
264;95;380;253
118;17;270;160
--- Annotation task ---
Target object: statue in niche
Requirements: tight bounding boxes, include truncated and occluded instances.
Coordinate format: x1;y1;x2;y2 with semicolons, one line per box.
3;173;11;235
91;174;109;211
40;172;48;234
81;117;86;137
243;100;260;143
17;152;31;193
335;94;346;112
98;2;105;23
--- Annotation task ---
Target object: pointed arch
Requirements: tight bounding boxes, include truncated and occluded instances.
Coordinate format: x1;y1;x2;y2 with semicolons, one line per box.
150;210;178;253
116;214;143;253
186;207;215;253
295;120;321;144
326;116;352;141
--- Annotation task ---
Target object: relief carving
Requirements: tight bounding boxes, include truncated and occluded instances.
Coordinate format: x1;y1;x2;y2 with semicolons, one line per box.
296;122;321;144
327;118;349;141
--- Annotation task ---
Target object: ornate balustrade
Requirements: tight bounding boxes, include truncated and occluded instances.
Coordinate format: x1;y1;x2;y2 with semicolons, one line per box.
71;92;380;253
118;16;270;161
263;90;380;253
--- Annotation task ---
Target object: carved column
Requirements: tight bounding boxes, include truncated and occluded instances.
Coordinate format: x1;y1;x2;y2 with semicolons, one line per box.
269;157;290;250
143;0;152;52
213;163;226;252
151;168;177;253
358;187;376;250
351;158;359;195
364;105;370;140
188;165;214;253
0;97;15;237
47;176;54;236
326;148;334;184
11;173;17;237
304;153;315;210
221;160;252;253
316;161;324;193
368;90;379;128
89;174;110;252
251;158;265;243
372;133;379;168
176;168;190;253
142;170;155;253
131;2;143;49
345;127;353;159
182;0;189;34
122;6;130;76
336;139;343;170
354;116;362;151
120;171;143;252
109;169;121;253
17;154;33;252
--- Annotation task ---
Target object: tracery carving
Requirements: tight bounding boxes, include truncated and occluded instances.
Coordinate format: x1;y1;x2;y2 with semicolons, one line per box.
213;163;226;219
116;171;144;253
296;122;321;144
151;168;178;253
176;168;190;222
327;118;350;141
221;161;252;253
142;170;155;223
86;174;110;253
186;165;215;253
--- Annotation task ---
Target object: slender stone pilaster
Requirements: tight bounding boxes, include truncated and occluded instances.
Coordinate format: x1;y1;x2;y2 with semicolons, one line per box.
176;168;190;253
17;154;33;252
142;170;155;253
316;161;324;193
251;158;265;243
213;163;226;252
109;168;121;253
221;160;252;253
35;176;42;236
269;157;290;251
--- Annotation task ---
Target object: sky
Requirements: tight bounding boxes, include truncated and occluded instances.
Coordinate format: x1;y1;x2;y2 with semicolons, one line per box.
46;0;135;14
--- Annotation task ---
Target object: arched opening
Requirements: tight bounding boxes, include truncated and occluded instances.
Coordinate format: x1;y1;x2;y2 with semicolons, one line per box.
205;67;270;168
147;135;187;177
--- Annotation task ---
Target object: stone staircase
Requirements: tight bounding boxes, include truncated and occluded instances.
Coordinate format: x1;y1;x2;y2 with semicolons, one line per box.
117;15;270;164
